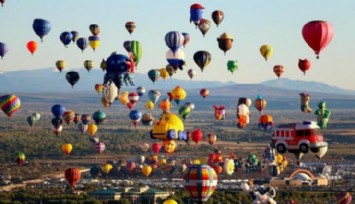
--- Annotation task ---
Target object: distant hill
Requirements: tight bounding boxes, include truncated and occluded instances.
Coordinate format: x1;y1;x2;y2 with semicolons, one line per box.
0;68;233;93
261;78;355;96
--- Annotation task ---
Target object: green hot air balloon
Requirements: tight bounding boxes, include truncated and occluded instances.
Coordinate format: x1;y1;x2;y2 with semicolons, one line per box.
227;60;238;74
131;40;142;66
178;105;191;120
93;110;106;126
148;69;160;83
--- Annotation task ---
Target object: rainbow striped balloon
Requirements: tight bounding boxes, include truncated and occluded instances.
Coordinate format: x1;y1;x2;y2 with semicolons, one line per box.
183;164;217;202
0;95;21;118
336;192;352;204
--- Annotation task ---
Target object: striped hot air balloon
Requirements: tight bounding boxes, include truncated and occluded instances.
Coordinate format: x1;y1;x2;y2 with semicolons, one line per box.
254;95;267;113
94;142;105;154
0;95;21;118
183;164;217;203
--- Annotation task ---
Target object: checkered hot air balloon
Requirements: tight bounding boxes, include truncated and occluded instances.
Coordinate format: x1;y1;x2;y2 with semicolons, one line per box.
183;164;217;203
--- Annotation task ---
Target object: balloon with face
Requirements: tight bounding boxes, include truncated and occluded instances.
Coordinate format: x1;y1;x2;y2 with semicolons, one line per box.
163;140;177;153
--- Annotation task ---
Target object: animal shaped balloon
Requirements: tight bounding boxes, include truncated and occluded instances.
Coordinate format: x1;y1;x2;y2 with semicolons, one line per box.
300;93;312;113
314;101;331;128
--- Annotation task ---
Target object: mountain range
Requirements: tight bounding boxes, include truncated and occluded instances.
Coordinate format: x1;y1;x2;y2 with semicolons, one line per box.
0;68;355;97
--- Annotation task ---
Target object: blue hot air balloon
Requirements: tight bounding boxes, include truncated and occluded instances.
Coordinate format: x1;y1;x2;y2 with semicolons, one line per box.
32;18;51;42
60;31;73;47
190;4;205;26
165;31;184;54
76;37;88;53
0;42;9;59
123;40;132;53
129;110;142;127
51;104;66;118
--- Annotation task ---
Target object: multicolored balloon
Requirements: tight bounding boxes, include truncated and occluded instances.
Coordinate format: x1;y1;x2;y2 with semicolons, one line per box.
0;95;21;118
217;33;233;55
211;10;224;27
193;50;211;72
125;21;136;35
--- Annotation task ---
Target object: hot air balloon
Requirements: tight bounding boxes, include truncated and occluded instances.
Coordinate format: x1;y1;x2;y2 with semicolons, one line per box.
165;65;175;77
182;32;190;47
300;93;312;113
190;3;205;26
118;91;129;105
152;143;161;154
217;32;233;55
15;152;26;166
260;44;273;61
191;128;203;144
145;100;154;111
148;69;160;83
183;164;217;203
0;0;5;7
123;40;132;53
89;24;100;36
168;86;186;105
302;20;334;59
129;110;142;127
165;31;184;54
125;21;136;35
62;144;73;155
142;165;152;177
150;112;188;142
336;192;352;204
258;114;273;131
140;143;149;152
148;90;161;104
136;86;146;97
65;168;81;187
77;122;87;134
185;102;195;111
33;18;51;42
95;84;103;93
314;101;331;129
27;115;35;127
81;114;91;125
212;10;224;27
52;124;63;135
207;133;217;145
76;37;88;53
100;59;107;71
93;110;106;125
213;106;225;121
31;112;40;121
87;123;98;136
273;65;284;79
66;71;80;88
166;49;185;70
104;83;118;105
227;60;238;74
224;158;235;175
101;163;113;174
200;88;209;99
131;40;142;65
89;166;101;178
63;110;75;125
26;41;37;55
159;99;172;113
178;105;191;120
187;69;196;79
84;60;94;72
0;42;8;59
51;117;63;129
55;60;66;72
71;31;79;42
0;95;21;118
254;95;267;113
298;58;311;75
73;113;81;124
88;35;100;51
94;142;105;154
128;92;140;108
163;139;177;153
193;50;211;72
159;68;169;80
198;18;211;37
60;31;73;47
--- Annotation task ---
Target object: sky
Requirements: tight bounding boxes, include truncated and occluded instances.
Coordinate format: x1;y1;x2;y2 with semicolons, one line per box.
0;0;354;90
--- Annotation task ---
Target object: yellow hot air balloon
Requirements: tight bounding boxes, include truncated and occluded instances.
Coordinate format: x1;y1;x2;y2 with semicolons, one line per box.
159;68;169;80
260;44;273;61
158;158;167;167
150;112;188;142
62;144;73;155
87;123;98;136
163;199;178;204
118;91;129;105
56;60;66;72
169;86;186;104
89;36;101;51
145;100;155;110
142;165;152;177
101;163;113;174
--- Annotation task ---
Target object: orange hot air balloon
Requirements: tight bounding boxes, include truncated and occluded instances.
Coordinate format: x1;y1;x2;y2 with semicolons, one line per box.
87;123;98;136
213;165;223;175
65;168;81;187
273;65;284;79
95;84;103;93
254;95;267;113
207;133;217;145
27;41;37;55
62;143;73;155
142;165;152;177
159;99;172;113
101;97;110;108
200;88;209;99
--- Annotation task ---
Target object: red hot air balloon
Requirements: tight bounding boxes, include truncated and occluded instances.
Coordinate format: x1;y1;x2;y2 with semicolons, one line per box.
273;65;284;79
200;88;209;99
128;92;139;109
302;20;334;59
65;168;81;188
191;128;203;144
152;143;161;154
298;59;311;75
27;41;37;55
